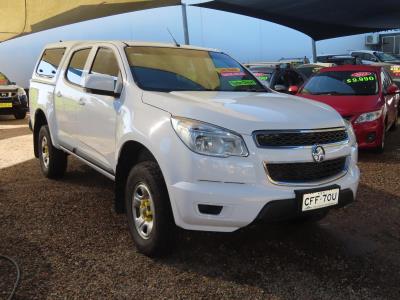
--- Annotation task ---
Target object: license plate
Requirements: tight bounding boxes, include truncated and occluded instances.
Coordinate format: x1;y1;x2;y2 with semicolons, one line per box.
0;102;12;108
301;188;339;211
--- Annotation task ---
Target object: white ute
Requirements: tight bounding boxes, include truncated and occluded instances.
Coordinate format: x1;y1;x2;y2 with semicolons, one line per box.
29;41;360;256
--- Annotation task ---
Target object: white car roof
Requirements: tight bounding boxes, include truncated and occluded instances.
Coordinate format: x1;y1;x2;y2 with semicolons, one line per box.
350;50;377;54
43;40;220;53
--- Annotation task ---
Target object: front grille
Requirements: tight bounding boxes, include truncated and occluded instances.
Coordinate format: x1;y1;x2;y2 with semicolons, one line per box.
265;157;347;183
254;129;348;147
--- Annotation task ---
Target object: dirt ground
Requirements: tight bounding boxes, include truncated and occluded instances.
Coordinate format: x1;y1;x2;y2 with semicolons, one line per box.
0;114;399;299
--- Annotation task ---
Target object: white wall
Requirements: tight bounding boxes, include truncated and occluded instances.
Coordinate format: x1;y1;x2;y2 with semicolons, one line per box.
0;5;370;88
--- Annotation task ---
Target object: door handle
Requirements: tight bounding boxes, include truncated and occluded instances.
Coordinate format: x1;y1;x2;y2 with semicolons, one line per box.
78;98;86;106
56;91;62;97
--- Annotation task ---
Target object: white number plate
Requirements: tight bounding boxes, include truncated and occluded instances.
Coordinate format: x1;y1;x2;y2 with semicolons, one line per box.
302;188;339;211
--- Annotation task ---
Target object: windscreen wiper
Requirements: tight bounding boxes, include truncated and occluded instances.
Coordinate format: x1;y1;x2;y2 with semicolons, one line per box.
312;91;342;95
242;88;268;92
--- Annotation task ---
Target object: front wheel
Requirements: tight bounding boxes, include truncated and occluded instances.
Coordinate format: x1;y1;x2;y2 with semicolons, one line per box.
38;125;67;179
125;161;176;257
390;110;398;131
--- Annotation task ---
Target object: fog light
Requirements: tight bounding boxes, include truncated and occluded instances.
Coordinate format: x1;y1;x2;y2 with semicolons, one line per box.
366;132;376;143
198;204;223;215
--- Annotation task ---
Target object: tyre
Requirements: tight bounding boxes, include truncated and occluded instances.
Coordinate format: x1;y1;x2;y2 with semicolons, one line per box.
14;111;26;120
125;161;175;257
390;110;398;131
38;125;67;179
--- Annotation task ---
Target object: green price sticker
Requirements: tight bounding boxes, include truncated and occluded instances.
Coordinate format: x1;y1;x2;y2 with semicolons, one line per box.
345;76;375;84
229;80;257;87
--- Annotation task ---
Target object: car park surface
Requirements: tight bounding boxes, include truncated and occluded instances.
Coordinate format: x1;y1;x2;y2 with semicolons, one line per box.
0;115;399;299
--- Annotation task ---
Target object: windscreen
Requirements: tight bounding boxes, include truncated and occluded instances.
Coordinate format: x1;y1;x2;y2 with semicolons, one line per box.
300;71;378;96
296;66;323;78
248;66;273;83
375;52;397;62
0;72;10;85
125;47;265;92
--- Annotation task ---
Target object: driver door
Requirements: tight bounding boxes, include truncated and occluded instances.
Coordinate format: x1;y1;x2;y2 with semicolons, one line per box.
75;45;124;172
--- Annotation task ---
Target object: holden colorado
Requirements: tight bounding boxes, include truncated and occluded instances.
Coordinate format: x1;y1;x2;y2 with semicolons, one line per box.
29;41;360;256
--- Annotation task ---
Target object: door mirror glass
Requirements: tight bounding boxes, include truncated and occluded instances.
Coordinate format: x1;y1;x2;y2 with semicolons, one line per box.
84;74;119;95
288;85;299;94
274;84;287;92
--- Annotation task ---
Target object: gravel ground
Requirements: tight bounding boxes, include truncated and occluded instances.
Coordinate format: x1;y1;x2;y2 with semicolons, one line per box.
0;115;399;299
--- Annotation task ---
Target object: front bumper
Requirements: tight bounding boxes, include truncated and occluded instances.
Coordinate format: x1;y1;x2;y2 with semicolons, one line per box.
166;131;360;232
0;96;28;115
353;119;383;149
254;188;354;223
169;165;359;232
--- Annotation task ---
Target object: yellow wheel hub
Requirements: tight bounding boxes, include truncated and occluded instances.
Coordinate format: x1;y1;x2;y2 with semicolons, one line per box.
140;199;153;222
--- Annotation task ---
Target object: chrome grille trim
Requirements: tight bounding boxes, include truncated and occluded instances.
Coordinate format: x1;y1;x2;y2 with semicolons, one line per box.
253;127;349;148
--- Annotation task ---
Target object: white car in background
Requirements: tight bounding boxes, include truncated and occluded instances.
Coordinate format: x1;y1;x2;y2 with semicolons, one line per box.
350;50;400;65
29;41;360;256
0;72;28;119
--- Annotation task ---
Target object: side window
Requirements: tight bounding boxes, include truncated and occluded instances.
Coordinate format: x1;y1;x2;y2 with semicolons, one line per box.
36;48;65;77
366;54;376;61
66;48;91;86
90;47;120;78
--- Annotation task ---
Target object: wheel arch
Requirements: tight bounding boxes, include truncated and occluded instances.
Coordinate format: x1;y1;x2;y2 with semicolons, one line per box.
114;140;166;214
33;109;48;158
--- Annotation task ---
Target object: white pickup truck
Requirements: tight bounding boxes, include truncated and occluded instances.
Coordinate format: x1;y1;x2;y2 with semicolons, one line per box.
29;41;360;256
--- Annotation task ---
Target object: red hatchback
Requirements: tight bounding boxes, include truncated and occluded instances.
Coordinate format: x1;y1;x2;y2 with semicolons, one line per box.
294;65;399;152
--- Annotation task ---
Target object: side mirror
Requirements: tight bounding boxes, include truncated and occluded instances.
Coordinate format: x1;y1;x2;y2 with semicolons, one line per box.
288;85;299;94
274;84;287;92
385;84;399;95
84;74;121;96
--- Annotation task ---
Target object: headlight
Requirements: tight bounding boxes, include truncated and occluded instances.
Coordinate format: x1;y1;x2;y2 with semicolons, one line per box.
171;117;249;157
354;109;382;124
17;88;26;97
344;119;357;146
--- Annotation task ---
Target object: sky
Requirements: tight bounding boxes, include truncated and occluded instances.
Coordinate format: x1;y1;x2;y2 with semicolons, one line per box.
0;4;370;88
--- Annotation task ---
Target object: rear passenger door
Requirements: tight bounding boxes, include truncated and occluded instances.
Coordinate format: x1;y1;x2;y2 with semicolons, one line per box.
75;45;123;172
55;47;92;148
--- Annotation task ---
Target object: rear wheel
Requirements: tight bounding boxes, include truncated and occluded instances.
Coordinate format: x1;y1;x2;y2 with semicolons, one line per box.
125;161;175;257
38;125;67;179
14;111;26;120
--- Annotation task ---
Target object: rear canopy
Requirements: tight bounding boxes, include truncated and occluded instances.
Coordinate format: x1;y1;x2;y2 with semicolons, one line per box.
195;0;400;40
0;0;180;42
